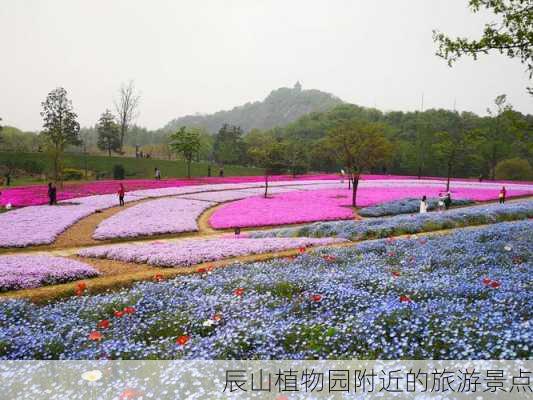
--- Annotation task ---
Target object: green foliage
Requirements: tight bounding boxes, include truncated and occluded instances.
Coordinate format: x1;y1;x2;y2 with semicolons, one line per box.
213;124;246;165
40;87;81;183
62;167;84;181
433;0;533;83
113;164;125;180
495;158;533;180
170;126;202;178
96;109;121;156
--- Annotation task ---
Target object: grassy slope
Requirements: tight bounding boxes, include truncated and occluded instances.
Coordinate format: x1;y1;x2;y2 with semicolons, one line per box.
0;152;263;181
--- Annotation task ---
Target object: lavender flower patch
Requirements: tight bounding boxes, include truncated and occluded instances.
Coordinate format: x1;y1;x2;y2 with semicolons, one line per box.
359;197;475;217
251;200;533;240
0;220;530;359
93;198;216;240
79;237;345;267
0;255;99;291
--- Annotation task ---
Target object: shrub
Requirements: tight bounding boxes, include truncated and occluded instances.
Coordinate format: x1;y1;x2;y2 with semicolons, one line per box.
62;168;84;181
113;164;125;180
495;158;533;181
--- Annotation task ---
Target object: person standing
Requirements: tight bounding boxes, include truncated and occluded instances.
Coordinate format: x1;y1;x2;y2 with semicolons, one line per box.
118;183;125;206
48;182;57;205
207;165;211;177
444;192;452;210
219;166;224;177
499;186;506;204
154;167;161;180
419;195;428;214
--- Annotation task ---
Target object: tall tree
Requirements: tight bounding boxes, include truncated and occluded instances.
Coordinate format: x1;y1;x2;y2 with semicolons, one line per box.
115;80;140;151
212;124;246;166
327;120;392;206
40;87;80;183
432;112;476;190
96;110;121;157
248;140;287;198
433;0;533;92
170;126;201;178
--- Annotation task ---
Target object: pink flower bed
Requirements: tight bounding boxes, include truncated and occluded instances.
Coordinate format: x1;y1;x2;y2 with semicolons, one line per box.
78;237;345;267
93;198;215;240
209;185;533;228
0;174;339;207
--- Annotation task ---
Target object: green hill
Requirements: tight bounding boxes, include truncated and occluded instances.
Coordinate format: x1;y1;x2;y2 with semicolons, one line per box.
163;82;343;134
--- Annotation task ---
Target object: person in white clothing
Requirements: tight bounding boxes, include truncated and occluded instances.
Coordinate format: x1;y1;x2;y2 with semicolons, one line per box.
420;195;428;213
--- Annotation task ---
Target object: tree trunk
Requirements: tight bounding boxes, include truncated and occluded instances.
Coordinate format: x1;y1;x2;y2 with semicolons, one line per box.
417;165;422;179
187;159;191;179
108;146;111;157
446;162;452;192
264;175;269;198
352;175;359;207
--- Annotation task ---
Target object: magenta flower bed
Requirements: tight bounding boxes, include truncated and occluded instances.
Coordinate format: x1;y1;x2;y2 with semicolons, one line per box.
0;174;339;207
78;237;345;267
210;186;533;228
0;255;99;291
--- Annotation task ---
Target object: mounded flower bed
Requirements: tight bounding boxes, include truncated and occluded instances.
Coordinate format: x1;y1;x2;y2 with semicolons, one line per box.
359;197;475;217
251;200;533;240
0;220;530;359
79;237;345;267
0;255;99;291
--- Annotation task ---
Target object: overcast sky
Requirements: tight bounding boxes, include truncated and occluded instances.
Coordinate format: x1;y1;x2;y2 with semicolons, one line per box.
1;0;531;132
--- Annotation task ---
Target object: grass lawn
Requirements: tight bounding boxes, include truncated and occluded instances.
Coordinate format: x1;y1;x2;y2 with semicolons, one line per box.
0;152;263;183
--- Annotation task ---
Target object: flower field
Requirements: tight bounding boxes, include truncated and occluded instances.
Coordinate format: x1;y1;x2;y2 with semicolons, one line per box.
93;198;216;240
251;200;533;240
0;220;530;359
359;197;475;217
209;185;533;228
79;237;345;267
0;255;99;291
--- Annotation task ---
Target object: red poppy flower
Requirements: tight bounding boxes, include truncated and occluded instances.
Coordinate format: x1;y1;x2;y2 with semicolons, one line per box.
233;288;245;297
489;281;501;289
153;273;164;282
123;306;136;314
391;271;401;278
74;288;84;297
399;295;412;303
323;255;336;263
97;319;110;329
298;247;306;254
213;313;223;321
114;310;125;318
89;331;103;341
76;281;87;291
311;294;322;302
207;265;215;271
176;335;190;346
197;267;207;274
120;388;143;399
482;277;492;286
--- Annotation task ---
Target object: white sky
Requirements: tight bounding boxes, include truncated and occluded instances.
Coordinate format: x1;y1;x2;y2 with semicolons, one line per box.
1;0;531;131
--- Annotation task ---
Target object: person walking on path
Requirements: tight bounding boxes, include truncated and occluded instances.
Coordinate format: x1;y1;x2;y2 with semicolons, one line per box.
419;195;428;214
444;191;452;210
499;186;506;204
118;183;125;206
154;168;161;180
207;165;211;177
219;166;224;177
48;183;57;205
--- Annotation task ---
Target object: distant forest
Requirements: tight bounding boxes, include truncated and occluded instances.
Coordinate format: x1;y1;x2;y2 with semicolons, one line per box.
1;85;531;181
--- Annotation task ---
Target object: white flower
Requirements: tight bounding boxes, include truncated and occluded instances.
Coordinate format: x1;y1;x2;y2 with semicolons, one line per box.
5;203;11;210
202;319;214;327
81;370;102;382
504;245;512;251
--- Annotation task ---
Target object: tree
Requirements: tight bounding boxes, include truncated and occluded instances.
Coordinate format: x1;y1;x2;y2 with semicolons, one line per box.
248;140;287;198
327;120;392;206
96;110;121;156
170;126;201;178
432;113;476;191
115;80;140;151
433;0;533;91
40;87;80;183
495;158;533;180
212;124;246;166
